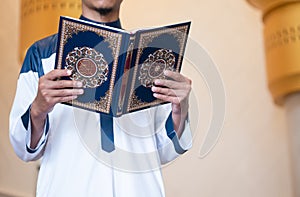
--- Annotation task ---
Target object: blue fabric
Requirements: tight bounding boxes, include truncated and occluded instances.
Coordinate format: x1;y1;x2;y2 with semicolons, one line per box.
26;140;45;154
20;34;58;77
21;106;31;130
165;113;187;155
21;106;50;133
100;115;115;152
21;106;49;154
79;15;122;29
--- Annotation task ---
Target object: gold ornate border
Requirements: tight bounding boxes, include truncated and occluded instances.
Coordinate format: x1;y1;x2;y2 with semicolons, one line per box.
71;90;111;112
57;18;123;114
127;25;189;112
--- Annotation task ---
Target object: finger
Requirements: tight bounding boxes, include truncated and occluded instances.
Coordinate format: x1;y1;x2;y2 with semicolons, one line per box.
42;79;83;89
163;70;187;82
151;86;177;97
41;88;84;98
153;93;180;105
154;79;185;89
44;69;72;80
164;70;192;86
51;95;79;103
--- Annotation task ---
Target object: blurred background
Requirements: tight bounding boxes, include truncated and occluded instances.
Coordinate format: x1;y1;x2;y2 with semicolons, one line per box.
0;0;296;196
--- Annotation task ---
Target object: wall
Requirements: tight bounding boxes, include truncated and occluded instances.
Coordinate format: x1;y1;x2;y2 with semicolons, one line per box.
0;0;293;196
0;1;39;197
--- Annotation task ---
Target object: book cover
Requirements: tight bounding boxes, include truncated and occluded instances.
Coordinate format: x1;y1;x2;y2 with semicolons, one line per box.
55;16;190;116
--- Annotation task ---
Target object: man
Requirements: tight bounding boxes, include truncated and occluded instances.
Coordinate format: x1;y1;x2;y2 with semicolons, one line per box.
10;0;192;196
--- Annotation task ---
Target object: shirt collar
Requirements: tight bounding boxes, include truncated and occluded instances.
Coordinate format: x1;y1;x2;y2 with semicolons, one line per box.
79;15;122;29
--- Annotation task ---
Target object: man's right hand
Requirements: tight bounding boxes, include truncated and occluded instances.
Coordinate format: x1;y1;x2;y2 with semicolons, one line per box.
29;69;84;149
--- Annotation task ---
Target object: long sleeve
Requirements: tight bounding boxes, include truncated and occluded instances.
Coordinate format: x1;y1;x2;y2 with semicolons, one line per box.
154;104;192;164
9;44;50;162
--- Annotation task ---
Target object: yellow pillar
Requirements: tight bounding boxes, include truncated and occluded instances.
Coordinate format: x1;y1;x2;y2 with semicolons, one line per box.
247;1;300;196
19;0;82;63
247;0;300;104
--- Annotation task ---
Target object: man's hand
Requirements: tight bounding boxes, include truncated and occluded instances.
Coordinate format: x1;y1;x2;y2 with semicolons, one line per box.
30;69;84;148
151;70;192;138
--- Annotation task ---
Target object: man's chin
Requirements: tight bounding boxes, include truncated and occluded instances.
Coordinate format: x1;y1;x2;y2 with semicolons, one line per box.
95;7;113;16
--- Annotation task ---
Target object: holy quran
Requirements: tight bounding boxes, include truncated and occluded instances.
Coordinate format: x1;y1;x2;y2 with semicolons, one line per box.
55;16;191;116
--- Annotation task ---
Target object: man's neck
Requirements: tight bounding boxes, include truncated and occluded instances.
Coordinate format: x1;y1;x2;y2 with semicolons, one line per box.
81;8;120;23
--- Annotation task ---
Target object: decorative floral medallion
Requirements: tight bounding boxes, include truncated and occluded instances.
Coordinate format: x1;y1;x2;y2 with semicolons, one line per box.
139;49;175;88
65;47;109;88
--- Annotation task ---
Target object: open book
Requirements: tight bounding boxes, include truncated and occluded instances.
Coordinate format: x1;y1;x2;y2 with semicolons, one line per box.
55;16;191;116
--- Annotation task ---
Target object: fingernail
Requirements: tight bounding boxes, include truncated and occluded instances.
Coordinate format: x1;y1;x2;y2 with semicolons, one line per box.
79;89;84;94
67;70;72;75
76;81;83;87
164;70;169;75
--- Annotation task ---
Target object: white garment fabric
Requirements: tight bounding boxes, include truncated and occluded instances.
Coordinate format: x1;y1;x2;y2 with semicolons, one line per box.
9;34;192;197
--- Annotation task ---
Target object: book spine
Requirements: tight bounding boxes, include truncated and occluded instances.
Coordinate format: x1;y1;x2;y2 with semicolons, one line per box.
122;32;142;115
109;33;130;117
116;35;136;116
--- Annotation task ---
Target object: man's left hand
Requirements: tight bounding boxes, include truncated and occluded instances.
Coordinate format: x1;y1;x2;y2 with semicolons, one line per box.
151;70;192;136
